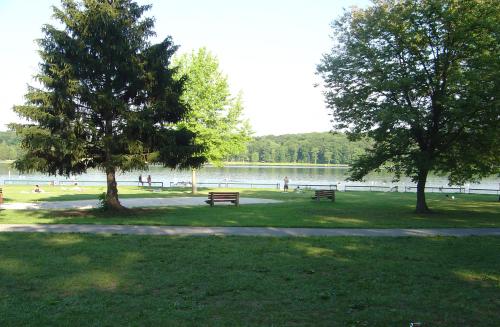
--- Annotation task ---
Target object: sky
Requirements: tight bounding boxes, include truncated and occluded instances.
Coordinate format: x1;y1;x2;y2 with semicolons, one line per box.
0;0;370;136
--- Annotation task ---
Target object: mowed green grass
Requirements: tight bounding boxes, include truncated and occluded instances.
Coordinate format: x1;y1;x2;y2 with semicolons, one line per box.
0;233;498;326
0;185;196;202
0;185;499;228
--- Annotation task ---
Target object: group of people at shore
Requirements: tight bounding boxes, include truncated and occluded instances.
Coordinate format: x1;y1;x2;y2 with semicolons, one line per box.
138;174;152;187
139;174;295;192
31;175;293;191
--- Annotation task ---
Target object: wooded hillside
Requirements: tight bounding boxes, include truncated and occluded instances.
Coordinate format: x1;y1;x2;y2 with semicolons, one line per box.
0;131;368;165
230;132;369;165
0;131;20;160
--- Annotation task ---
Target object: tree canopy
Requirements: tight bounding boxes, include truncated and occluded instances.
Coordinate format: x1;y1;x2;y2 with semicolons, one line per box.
10;0;205;209
174;48;251;165
173;48;251;191
317;0;500;212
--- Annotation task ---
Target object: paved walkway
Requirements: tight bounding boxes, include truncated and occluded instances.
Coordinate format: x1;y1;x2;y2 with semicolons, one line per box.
0;224;499;237
0;197;282;210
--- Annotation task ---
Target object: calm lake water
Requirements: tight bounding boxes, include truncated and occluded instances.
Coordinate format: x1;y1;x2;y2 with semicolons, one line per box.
1;162;498;191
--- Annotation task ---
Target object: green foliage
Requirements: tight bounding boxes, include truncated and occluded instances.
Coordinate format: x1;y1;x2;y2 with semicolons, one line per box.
0;131;21;160
9;0;205;207
234;132;370;164
317;0;500;211
0;131;19;146
173;48;251;167
97;192;108;210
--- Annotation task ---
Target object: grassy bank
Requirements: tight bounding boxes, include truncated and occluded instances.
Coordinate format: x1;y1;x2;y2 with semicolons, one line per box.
0;233;498;326
0;186;499;228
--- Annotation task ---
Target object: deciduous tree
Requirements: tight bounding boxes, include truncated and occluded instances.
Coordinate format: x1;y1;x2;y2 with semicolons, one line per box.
173;48;251;193
317;0;500;212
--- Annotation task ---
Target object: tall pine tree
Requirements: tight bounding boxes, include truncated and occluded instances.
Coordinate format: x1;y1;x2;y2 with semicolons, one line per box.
10;0;205;209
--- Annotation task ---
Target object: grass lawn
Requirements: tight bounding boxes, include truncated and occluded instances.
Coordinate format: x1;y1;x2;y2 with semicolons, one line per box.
0;185;499;228
0;233;498;326
0;185;197;202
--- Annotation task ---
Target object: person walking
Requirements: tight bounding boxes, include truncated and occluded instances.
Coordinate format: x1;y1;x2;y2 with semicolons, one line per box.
138;174;143;186
147;175;152;187
283;176;289;192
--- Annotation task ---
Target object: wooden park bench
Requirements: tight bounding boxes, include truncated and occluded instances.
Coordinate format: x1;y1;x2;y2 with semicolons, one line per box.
206;192;240;206
312;189;335;202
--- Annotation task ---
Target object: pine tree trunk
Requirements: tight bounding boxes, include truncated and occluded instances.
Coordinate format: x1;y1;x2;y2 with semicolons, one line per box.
106;167;125;210
415;169;430;213
191;168;197;194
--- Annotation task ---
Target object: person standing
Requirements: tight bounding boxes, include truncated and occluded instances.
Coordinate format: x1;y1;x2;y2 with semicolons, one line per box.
147;175;152;187
283;176;289;192
138;174;143;186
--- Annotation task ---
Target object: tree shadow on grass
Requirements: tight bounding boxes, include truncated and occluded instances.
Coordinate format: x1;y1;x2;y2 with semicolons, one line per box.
0;185;199;203
0;234;498;326
0;191;499;228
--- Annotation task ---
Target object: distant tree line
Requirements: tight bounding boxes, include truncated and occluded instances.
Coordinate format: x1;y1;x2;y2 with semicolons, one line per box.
229;132;370;165
1;130;367;165
0;131;20;160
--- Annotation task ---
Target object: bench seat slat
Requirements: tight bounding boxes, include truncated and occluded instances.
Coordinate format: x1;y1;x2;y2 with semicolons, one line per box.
207;192;240;206
312;189;335;202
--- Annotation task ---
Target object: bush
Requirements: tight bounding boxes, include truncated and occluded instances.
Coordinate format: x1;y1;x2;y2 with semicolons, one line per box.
98;192;108;210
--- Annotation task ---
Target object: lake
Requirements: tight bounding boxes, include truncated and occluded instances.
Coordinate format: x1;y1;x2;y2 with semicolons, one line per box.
1;162;498;192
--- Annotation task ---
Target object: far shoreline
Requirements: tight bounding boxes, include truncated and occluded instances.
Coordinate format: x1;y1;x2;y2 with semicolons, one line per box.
1;160;351;168
217;162;351;168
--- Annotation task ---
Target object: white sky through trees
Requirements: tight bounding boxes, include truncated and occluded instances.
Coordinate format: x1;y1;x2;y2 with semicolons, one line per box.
0;0;370;136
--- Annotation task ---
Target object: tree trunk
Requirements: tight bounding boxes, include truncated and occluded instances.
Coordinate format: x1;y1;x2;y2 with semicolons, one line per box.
191;168;197;194
415;169;430;213
106;167;125;210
